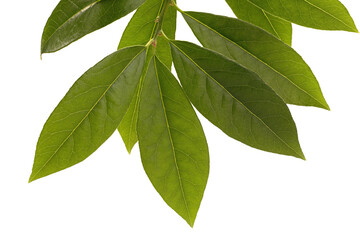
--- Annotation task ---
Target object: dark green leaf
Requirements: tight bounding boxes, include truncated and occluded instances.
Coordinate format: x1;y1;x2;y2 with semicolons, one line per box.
29;46;146;182
41;0;146;54
182;11;329;110
248;0;358;32
137;57;209;227
118;0;177;68
226;0;292;45
170;40;305;159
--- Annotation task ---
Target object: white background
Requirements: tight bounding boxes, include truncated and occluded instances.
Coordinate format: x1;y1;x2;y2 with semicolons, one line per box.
1;0;360;239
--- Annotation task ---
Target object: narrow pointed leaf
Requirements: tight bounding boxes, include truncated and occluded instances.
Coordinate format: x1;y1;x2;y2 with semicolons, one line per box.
248;0;358;32
29;46;146;182
171;41;305;159
41;0;146;54
117;86;140;153
117;46;156;153
137;57;209;227
226;0;292;45
117;0;177;152
182;11;329;109
118;0;177;68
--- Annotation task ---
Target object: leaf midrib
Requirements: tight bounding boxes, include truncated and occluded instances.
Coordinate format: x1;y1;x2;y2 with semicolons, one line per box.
244;0;282;39
153;58;192;224
249;0;356;31
183;12;328;109
30;48;145;181
42;0;102;51
171;42;303;159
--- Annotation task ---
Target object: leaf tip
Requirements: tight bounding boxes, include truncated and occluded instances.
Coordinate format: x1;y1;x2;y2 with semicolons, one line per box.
28;174;36;183
323;102;331;111
186;218;195;228
28;168;42;183
125;146;133;155
319;99;330;111
295;148;306;161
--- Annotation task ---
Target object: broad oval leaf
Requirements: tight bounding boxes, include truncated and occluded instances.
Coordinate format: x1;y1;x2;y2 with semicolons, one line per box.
137;57;209;227
41;0;146;54
226;0;292;45
248;0;358;32
182;11;329;110
118;0;177;68
29;46;146;182
170;40;305;159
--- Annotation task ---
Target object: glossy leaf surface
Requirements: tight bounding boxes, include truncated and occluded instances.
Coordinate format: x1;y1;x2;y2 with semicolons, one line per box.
248;0;358;32
41;0;146;54
29;46;146;182
171;41;305;159
226;0;292;45
118;0;177;68
183;11;329;109
137;57;209;227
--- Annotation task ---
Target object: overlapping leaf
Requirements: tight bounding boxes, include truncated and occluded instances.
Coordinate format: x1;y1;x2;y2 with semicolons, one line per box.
248;0;358;32
137;57;209;227
41;0;146;54
182;11;329;109
118;47;155;153
118;0;177;152
33;0;359;227
226;0;292;45
170;40;305;159
29;46;146;182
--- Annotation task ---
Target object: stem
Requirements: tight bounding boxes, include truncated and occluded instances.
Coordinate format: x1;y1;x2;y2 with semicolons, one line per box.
148;0;173;47
171;1;183;14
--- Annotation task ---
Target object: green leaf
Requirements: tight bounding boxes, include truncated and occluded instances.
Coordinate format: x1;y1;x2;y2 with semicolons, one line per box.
118;0;177;68
117;85;141;154
41;0;146;54
170;40;305;159
137;57;209;227
117;0;177;152
226;0;292;45
117;46;155;153
29;46;146;182
182;11;329;110
248;0;358;32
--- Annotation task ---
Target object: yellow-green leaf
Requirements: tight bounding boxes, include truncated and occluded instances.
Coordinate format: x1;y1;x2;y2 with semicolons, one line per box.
30;46;146;182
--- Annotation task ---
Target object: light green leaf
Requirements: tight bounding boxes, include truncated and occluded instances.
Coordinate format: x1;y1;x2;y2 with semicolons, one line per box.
117;46;155;153
29;46;146;182
226;0;292;45
117;85;140;154
182;11;329;110
118;0;177;68
170;40;305;159
137;57;209;227
248;0;358;32
41;0;146;54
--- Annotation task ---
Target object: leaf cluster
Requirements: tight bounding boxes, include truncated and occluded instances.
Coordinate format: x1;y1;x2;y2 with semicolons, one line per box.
31;0;358;226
